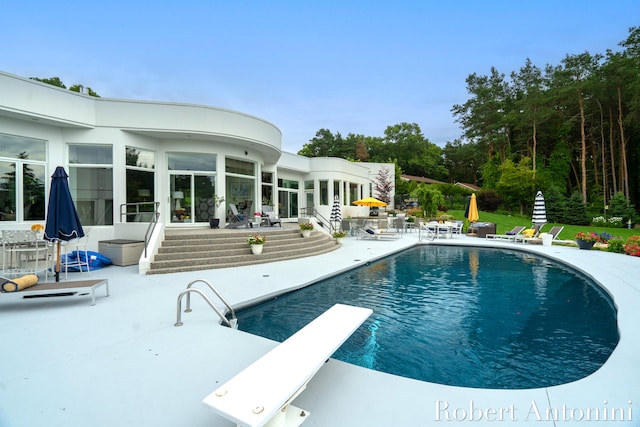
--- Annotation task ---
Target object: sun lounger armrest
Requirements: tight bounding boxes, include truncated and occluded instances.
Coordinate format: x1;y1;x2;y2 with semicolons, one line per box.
203;304;372;427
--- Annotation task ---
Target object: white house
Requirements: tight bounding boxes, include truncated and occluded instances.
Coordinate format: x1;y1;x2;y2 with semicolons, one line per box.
0;71;394;253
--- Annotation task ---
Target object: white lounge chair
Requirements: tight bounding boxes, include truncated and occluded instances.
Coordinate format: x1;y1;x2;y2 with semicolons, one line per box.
357;227;400;240
516;225;564;244
486;225;526;241
203;304;372;427
0;277;109;306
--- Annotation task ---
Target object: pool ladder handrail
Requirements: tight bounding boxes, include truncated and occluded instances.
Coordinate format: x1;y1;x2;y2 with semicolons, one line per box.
175;279;238;329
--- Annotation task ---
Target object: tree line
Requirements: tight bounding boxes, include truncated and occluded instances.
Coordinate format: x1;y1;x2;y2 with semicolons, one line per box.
298;27;640;221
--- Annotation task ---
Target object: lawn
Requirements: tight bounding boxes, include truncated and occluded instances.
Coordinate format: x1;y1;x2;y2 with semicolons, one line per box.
446;210;640;241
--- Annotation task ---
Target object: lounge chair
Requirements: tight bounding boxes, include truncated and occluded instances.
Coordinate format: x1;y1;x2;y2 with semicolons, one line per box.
516;226;564;244
512;224;542;243
357;227;400;240
485;225;527;241
260;206;281;227
1;277;109;305
225;204;253;229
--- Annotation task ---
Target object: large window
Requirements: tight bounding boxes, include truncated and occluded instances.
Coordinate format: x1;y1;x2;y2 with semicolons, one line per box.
319;180;328;206
0;134;47;222
350;183;359;205
225;158;255;220
226;158;253;176
125;147;156;222
305;180;315;213
261;171;274;206
68;144;113;225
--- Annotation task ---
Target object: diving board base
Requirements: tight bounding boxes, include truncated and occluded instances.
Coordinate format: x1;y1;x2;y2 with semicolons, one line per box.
262;404;308;427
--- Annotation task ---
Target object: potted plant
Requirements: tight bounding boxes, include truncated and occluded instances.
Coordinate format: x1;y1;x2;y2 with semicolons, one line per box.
247;234;266;255
575;231;597;250
299;222;314;238
209;195;225;229
332;230;347;244
253;211;263;226
31;223;45;239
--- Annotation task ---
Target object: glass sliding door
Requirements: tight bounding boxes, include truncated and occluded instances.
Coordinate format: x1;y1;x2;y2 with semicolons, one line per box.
278;190;298;218
168;152;217;225
277;178;299;219
169;173;217;224
194;175;217;222
170;174;191;223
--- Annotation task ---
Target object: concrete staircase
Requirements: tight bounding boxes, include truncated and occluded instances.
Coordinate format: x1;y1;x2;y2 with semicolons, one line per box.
147;227;339;274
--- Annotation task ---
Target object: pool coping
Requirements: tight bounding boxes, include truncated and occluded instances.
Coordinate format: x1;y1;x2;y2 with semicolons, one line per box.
0;234;638;426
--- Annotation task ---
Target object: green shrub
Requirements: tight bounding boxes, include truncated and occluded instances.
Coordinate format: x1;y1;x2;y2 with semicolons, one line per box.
477;190;501;212
607;237;626;254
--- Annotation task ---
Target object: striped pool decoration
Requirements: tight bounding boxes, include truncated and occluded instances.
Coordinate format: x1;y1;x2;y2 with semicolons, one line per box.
532;191;547;225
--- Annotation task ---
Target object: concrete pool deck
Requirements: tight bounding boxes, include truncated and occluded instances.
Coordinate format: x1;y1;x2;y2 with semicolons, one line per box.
0;232;638;426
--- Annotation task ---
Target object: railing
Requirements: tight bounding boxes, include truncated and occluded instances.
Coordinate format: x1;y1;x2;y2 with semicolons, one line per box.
119;202;160;257
175;279;238;328
299;208;339;234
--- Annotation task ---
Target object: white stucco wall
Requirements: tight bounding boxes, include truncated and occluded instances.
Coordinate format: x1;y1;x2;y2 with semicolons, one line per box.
0;70;395;249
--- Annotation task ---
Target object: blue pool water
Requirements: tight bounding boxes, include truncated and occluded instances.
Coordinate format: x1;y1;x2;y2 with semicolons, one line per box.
237;246;619;389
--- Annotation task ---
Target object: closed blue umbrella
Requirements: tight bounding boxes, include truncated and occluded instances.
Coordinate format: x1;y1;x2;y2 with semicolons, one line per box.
44;166;84;282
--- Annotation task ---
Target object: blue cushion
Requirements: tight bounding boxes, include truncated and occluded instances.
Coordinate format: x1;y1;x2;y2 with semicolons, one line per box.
366;228;375;234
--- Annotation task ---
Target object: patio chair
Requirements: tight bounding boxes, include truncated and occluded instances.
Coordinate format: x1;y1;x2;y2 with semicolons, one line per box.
60;230;91;279
451;221;464;237
225;204;253;229
261;206;281;227
392;214;406;233
2;230;50;280
485;225;527;241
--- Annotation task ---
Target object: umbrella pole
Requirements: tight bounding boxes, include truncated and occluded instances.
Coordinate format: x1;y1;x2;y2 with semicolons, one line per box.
55;241;61;282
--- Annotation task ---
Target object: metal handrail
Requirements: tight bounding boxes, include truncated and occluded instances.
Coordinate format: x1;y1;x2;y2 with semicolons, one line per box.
174;279;238;328
300;208;338;234
119;202;160;257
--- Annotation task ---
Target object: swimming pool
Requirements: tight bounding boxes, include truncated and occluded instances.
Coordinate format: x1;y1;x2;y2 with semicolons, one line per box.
236;246;619;389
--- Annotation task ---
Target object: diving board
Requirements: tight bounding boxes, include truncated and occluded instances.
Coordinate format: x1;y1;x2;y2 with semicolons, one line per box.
203;303;373;427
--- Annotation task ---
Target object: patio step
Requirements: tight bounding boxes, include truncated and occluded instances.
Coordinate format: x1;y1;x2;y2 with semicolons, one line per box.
147;227;339;274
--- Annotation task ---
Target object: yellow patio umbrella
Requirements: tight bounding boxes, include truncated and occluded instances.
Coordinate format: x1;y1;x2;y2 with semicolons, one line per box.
466;193;479;222
352;197;387;207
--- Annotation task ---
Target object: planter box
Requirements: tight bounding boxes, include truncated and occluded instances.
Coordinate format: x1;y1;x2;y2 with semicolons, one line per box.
576;239;595;250
98;239;145;266
467;222;496;238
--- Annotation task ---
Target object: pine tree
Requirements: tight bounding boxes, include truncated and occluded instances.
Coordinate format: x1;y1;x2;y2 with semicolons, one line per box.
544;186;567;223
566;192;590;225
373;167;393;204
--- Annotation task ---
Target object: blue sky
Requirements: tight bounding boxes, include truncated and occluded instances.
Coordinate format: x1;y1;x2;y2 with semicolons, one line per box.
2;1;638;153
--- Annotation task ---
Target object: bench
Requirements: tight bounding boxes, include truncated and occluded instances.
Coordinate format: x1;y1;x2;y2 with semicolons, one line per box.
0;279;109;306
203;303;373;427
